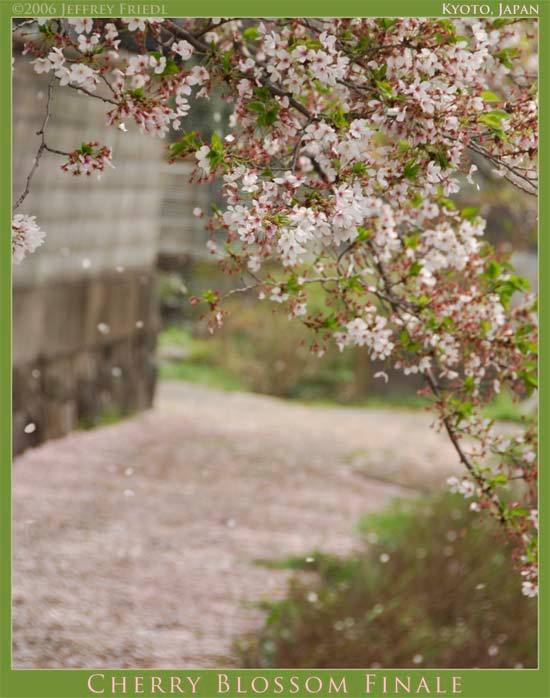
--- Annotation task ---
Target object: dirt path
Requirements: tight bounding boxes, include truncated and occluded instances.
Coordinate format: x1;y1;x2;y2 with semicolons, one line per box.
13;381;459;668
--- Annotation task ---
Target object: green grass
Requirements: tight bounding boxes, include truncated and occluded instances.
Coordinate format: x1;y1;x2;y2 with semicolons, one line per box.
158;326;210;360
159;361;245;391
158;327;428;406
238;492;537;669
78;408;131;431
157;327;535;422
158;326;246;391
298;393;430;411
483;390;534;423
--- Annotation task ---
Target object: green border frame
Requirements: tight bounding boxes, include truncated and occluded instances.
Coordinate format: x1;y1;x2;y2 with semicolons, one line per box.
1;1;548;696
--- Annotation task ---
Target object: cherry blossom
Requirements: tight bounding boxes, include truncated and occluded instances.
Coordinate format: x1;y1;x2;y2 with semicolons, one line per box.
60;142;114;177
11;214;46;264
12;16;538;594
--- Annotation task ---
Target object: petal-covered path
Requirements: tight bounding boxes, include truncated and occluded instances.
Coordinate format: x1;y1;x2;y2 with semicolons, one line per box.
13;381;459;668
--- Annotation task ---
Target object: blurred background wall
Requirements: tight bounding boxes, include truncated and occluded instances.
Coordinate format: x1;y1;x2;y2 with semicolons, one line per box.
12;55;212;454
12;52;538;455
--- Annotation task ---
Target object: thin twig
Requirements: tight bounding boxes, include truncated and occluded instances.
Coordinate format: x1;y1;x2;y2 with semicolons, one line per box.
424;369;507;523
68;83;118;105
13;78;58;212
467;139;537;197
43;144;71;157
223;282;259;298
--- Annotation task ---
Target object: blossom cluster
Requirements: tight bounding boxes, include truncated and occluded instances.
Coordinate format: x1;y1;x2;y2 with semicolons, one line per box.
31;44;99;91
11;214;46;264
60;142;114;177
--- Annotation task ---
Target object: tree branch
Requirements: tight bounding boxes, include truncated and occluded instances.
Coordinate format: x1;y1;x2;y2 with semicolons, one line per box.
13;78;58;212
68;83;119;105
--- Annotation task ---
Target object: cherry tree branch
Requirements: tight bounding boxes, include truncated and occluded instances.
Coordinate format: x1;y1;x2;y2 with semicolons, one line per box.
467;139;537;197
67;83;119;105
13;78;59;212
365;243;509;524
423;369;507;523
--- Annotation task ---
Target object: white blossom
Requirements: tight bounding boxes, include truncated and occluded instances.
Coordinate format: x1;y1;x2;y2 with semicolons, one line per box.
11;214;46;264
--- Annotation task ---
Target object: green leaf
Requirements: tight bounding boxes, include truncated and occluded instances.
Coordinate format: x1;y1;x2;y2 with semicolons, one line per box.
345;276;363;292
169;130;202;159
482;108;509;122
433;147;450;169
492;18;514;29
414;295;431;309
130;87;145;99
351;162;368;175
495;47;519;69
220;50;233;74
481;90;501;103
437;19;456;34
286;274;302;293
491;274;530;308
404;159;420;180
210;132;223;151
509;274;530;292
516;323;534;339
353;36;371;55
312;79;332;95
273;213;291;226
409;260;422;277
161;58;180;76
404;233;420;249
479;110;509;141
480;319;492;336
375;79;394;100
242;26;259;41
399;330;421;353
371;64;387;81
409;192;423;208
438;197;456;210
486;260;502;280
263;108;280;126
508;507;529;517
247;100;266;113
202;289;218;305
322;313;340;331
169;142;186;157
252;85;271;100
461;206;479;221
450;398;473;420
328;105;349;130
79;143;94;155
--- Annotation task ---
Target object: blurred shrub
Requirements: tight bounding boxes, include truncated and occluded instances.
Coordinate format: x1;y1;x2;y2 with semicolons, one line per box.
238;493;537;668
157;299;419;404
158;319;531;422
159;327;246;391
214;301;360;400
156;263;534;419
